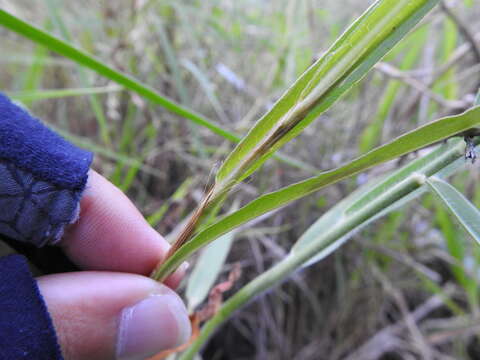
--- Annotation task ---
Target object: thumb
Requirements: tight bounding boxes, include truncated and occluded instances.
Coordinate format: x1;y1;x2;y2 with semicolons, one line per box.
37;272;191;360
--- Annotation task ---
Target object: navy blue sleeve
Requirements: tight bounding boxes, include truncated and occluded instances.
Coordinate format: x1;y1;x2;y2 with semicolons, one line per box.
0;255;63;360
0;93;93;247
0;93;92;190
0;93;94;359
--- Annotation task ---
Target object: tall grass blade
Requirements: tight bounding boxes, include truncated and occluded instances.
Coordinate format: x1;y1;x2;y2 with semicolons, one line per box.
9;86;123;101
0;9;310;172
426;176;480;244
432;202;479;311
179;137;477;360
185;230;235;312
0;9;238;142
163;0;441;264
152;106;480;281
214;0;440;192
20;42;48;107
45;0;112;147
295;149;469;268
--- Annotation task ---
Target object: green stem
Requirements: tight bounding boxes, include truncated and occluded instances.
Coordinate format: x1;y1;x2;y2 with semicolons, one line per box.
179;139;468;359
153;104;480;283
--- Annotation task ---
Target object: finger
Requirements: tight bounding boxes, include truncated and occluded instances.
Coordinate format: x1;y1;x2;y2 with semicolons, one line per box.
37;272;191;360
60;170;184;286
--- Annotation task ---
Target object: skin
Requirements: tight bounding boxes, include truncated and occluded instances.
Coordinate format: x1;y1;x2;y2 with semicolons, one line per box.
35;170;188;360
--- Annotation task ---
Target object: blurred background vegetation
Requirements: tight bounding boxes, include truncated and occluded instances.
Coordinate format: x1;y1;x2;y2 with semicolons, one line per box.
2;0;480;359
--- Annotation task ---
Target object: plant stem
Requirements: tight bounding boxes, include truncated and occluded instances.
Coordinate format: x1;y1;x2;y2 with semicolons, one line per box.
179;139;469;360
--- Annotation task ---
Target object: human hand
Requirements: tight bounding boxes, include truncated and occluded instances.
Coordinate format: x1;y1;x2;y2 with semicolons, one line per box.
36;170;191;360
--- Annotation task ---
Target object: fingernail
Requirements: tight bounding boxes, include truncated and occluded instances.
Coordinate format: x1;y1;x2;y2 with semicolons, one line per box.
116;293;191;360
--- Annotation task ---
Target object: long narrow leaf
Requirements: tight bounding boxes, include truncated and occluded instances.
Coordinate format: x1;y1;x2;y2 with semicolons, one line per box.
179;137;477;360
426;176;480;244
45;0;112;147
0;9;238;142
214;0;439;191
185;230;235;312
293;150;469;268
9;86;122;101
163;0;441;265
152;106;480;280
0;9;315;173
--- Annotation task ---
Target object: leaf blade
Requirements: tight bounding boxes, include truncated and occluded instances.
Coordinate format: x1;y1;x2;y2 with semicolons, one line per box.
179;137;475;360
185;231;235;312
426;176;480;244
153;106;480;280
0;9;239;143
215;0;440;188
0;9;314;173
8;86;123;101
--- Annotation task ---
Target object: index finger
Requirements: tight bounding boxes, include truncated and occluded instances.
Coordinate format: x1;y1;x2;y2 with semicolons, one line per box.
60;170;183;287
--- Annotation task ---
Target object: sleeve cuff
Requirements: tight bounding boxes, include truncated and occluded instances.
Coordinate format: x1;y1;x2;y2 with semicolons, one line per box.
0;93;93;247
0;254;63;360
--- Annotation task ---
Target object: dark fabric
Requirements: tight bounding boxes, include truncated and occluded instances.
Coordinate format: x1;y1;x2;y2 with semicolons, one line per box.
0;93;94;359
0;255;63;360
0;161;81;247
0;92;92;191
0;92;92;247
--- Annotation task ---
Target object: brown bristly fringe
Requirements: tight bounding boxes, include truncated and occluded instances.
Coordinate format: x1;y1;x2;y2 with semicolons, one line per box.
152;100;309;278
166;186;214;259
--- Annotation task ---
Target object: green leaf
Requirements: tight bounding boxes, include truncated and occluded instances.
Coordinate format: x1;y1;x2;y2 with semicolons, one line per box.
179;137;476;360
44;0;112;147
153;106;480;281
0;9;315;173
20;41;48;107
292;138;474;268
48;124;166;179
475;88;480;105
8;86;122;101
214;0;440;191
432;202;478;309
426;176;480;244
0;9;238;143
185;230;235;312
